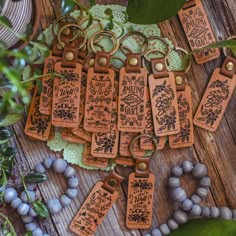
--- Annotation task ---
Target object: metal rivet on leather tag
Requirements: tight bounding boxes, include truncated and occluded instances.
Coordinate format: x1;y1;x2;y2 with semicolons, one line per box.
138;162;147;171
226;62;234;71
109;178;118;187
65;52;74;61
176;76;183;85
99;57;107;66
62;28;70;36
155;63;164;72
89;58;95;67
129;57;138;66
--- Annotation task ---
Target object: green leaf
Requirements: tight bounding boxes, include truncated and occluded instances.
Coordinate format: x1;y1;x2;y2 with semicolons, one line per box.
127;0;186;24
0;129;13;144
0;113;22;127
89;0;95;7
85;13;93;29
24;172;48;184
169;219;236;236
33;201;50;218
61;0;75;15
24;232;33;236
0;16;12;28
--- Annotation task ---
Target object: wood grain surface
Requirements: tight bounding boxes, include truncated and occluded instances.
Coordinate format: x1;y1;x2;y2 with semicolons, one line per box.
1;0;236;235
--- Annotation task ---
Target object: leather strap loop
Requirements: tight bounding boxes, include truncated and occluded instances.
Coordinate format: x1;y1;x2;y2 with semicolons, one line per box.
151;58;169;78
102;171;124;193
220;56;236;78
94;52;111;73
125;53;141;73
182;0;196;9
135;157;151;178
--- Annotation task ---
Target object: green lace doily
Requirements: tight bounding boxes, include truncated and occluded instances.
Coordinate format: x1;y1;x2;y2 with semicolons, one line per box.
41;4;183;170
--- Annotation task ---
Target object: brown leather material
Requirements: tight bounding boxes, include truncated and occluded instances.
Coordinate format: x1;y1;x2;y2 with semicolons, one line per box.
51;38;64;57
115;155;135;167
220;56;236;78
94;52;111;73
173;71;186;91
61;46;78;68
126;172;155;229
72;123;92;142
135;157;150;178
61;128;87;144
182;0;196;9
125;53;141;73
82;55;95;72
151;58;169;78
102;171;124;193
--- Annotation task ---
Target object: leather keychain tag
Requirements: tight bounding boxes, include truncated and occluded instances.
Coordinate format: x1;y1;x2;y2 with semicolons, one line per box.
24;85;51;141
52;47;82;128
118;53;147;132
169;72;194;148
82;143;109;168
126;134;157;229
140;87;166;150
178;0;220;64
84;52;115;132
149;58;180;136
119;132;145;157
194;57;236;131
72;122;92;142
70;172;124;236
115;155;135;167
61;128;87;144
91;101;119;158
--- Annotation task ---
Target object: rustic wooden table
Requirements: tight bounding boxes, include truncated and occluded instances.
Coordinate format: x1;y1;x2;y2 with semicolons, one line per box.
1;0;236;235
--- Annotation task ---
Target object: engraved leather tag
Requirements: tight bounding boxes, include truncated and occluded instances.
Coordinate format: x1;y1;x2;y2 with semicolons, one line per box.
194;68;236;131
51;62;82;128
39;53;61;115
83;68;115;132
70;172;124;236
178;0;220;64
169;85;194;148
82;143;108;168
114;155;135;167
91;101;119;158
62;128;87;144
24;85;51;141
119;132;145;157
78;72;87;126
149;72;180;136
72;122;92;142
140;88;166;150
118;68;147;132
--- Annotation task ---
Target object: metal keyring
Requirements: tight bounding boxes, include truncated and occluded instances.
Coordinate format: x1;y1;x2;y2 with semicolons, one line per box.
129;134;158;159
169;47;192;74
120;31;149;56
148;36;171;58
89;30;120;55
79;16;104;31
52;15;79;37
57;23;86;50
223;36;236;57
143;49;167;72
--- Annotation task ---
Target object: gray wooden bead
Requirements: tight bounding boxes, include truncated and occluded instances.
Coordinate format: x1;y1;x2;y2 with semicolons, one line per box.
10;197;22;209
232;209;236;219
35;163;46;174
168;177;180;188
171;166;183;177
167;219;178;230
4;188;17;203
43;234;50;236
173;210;188;224
181;199;193;212
53;158;67;173
190;204;201;216
20;190;36;203
60;195;71;207
21;215;33;223
201;207;210;217
47;198;62;214
43;157;54;169
160;224;170;235
29;207;38;217
182;161;193;173
192;163;207;179
171;187;187;202
210;207;220;218
191;194;201;204
197;187;208;198
68;177;79;188
26;184;36;191
200;177;211;188
25;222;37;231
220;207;232;220
64;166;76;178
66;188;78;199
151;228;162;236
32;228;43;236
17;203;30;216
